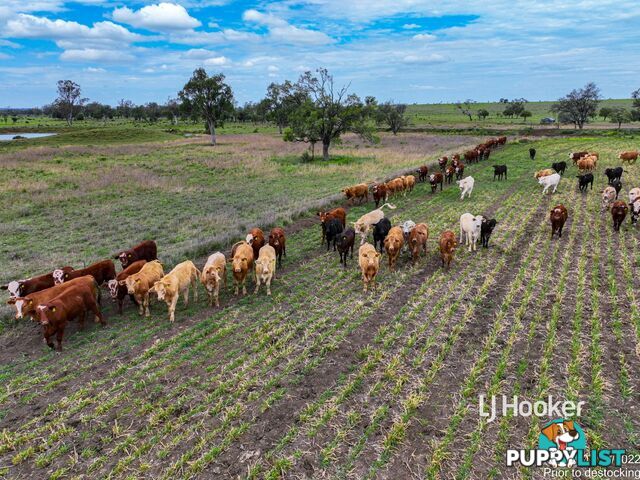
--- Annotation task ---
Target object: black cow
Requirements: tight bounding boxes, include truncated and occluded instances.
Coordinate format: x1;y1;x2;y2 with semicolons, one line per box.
612;179;623;198
481;218;497;248
492;165;507;181
325;218;343;251
335;228;355;268
552;161;567;176
605;167;625;185
529;148;536;160
372;218;392;253
577;173;594;192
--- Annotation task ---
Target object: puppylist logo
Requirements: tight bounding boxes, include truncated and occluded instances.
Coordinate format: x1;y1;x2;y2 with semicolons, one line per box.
480;395;638;473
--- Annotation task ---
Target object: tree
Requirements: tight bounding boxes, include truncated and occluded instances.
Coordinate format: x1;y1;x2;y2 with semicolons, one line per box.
477;108;489;120
502;98;528;119
520;110;532;123
178;68;234;145
295;68;373;161
283;99;323;160
165;97;180;125
376;101;407;134
599;107;612;121
264;81;307;134
117;99;134;119
551;83;601;130
455;99;475;121
55;80;87;126
609;107;631;129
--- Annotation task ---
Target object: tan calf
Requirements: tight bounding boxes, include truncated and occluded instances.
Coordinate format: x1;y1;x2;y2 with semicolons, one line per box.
231;241;254;296
403;174;416;193
408;223;429;263
150;260;200;323
384;226;404;271
254;245;276;296
359;243;380;293
123;260;164;317
534;169;555;179
200;252;226;307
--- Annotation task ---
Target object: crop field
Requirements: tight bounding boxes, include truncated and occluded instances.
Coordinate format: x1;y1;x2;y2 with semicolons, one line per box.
1;132;640;479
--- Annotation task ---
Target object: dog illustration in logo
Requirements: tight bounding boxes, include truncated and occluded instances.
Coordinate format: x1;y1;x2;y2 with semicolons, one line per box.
541;420;580;467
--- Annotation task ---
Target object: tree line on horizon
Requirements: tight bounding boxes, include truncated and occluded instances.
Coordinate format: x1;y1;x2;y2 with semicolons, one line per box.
3;70;640;160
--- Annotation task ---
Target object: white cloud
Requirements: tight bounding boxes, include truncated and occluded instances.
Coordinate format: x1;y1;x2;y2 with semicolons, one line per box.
203;55;228;65
412;33;436;41
402;53;447;64
183;48;216;59
0;52;12;59
0;39;21;48
403;23;420;29
169;28;259;45
267;65;279;72
84;66;106;73
243;9;334;45
60;48;134;63
4;14;142;47
112;3;201;32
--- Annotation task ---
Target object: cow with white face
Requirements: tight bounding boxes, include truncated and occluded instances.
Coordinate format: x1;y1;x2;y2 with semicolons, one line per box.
3;280;23;298
401;220;416;251
459;213;484;252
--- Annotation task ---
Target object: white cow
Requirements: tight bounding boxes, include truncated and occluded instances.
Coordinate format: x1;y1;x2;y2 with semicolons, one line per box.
401;220;416;251
457;176;475;200
459;213;483;252
538;173;561;194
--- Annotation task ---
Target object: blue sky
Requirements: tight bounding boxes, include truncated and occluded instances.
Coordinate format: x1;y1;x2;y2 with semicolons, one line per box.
1;0;640;107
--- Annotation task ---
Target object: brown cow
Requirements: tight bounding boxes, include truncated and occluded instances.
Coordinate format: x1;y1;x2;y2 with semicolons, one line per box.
429;173;444;193
358;243;380;293
200;252;226;307
2;266;74;298
268;227;286;268
611;201;628;232
439;231;457;269
408;223;429;263
619;151;639;165
371;183;388;207
403;175;416;194
384;226;404;271
417;165;429;182
464;150;479;163
246;228;265;261
455;163;465;180
438;157;448;170
7;275;97;322
53;260;116;286
444;166;455;184
534;169;555;179
342;183;369;204
497;136;507;145
37;282;105;351
108;260;146;314
569;151;589;164
576;156;596;172
386;177;404;196
231;241;254;296
317;208;347;244
549;204;568;239
123;260;164;317
114;240;157;269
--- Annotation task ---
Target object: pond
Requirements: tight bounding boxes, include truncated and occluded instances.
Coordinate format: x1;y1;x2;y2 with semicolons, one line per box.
0;133;57;141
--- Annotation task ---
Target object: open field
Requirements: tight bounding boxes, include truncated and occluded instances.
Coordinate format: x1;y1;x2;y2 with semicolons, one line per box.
405;99;635;129
1;130;640;478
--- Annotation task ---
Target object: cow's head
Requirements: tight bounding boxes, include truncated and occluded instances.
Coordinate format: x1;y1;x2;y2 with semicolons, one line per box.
1;280;23;298
402;221;416;235
245;233;254;245
9;297;33;319
119;251;134;267
37;303;56;325
429;174;435;182
232;254;250;274
363;250;380;267
150;281;168;300
107;279;120;298
124;276;140;295
201;265;221;286
269;233;280;248
52;269;66;285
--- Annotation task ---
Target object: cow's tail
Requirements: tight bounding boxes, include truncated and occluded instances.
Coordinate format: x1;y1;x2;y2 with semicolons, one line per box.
93;279;102;306
379;203;396;211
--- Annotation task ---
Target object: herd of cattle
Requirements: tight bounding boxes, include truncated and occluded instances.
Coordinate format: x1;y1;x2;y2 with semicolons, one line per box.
3;137;640;351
